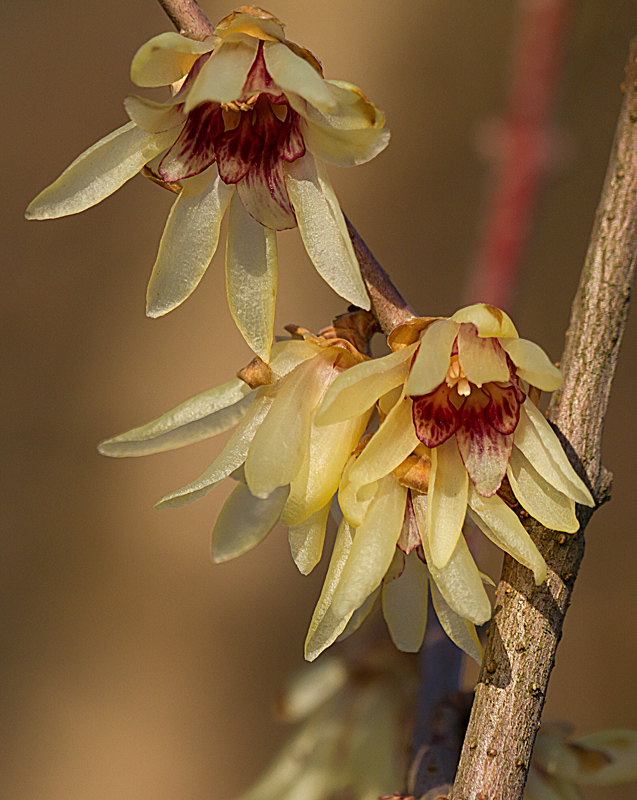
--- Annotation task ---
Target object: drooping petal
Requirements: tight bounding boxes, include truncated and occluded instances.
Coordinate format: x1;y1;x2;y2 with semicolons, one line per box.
382;550;428;652
130;32;217;88
269;338;325;377
330;474;407;618
456;389;513;497
245;352;337;498
124;95;185;132
185;40;258;111
554;730;637;786
499;338;562;391
225;192;277;361
515;401;595;507
155;392;274;509
211;482;289;562
405;319;460;397
427;436;469;568
412;492;491;625
288;502;331;575
278;111;306;162
158;103;223;182
146;166;234;317
451;303;518;338
215;113;262;183
346;397;420;491
301;114;389;167
285;155;370;309
467;486;547;585
457;323;510;386
484;383;520;435
263;41;336;113
315;345;415;426
397;493;422;554
338;474;379;529
507;448;579;532
98;377;253;457
412;383;461;447
237;154;297;229
305;517;355;661
336;587;380;642
25;124;178;220
429;579;483;664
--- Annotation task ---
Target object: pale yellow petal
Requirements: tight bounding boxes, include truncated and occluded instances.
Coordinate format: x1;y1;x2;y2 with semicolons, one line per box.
315;345;415;426
338;475;379;529
245;353;336;498
263;42;336;112
124;95;185;132
468;486;547;585
429;579;483;664
427;437;469;568
508;448;579;533
554;730;637;786
335;587;380;642
451;303;518;338
330;475;407;618
457;323;509;386
225;192;277;362
500;338;562;391
211;483;289;562
285;155;370;310
130;32;216;87
405;319;460;396
185;39;258;111
26;124;177;220
288;502;331;575
382;550;428;652
98;377;253;457
146;166;234;318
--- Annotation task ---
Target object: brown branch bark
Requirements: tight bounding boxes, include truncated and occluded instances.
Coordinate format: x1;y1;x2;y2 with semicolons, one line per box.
450;38;637;800
154;0;415;335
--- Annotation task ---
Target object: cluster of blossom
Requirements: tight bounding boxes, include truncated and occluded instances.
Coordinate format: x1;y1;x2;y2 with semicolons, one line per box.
27;6;595;667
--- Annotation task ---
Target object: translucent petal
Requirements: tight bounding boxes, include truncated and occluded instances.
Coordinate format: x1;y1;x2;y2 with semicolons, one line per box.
305;518;355;661
263;42;336;113
330;475;407;618
315;345;415;426
457;323;509;386
130;32;216;87
211;482;289;562
185;40;258;111
427;437;469;568
155;393;274;509
336;587;380;642
288;502;331;575
346;396;420;490
429;579;483;664
146;167;234;318
554;730;637;786
382;550;428;652
451;303;518;338
26;124;177;219
405;319;460;396
500;338;562;391
338;476;379;529
245;353;336;498
124;95;185;132
225;192;277;361
508;448;579;532
269;339;324;377
467;486;547;585
98;377;253;457
285;155;370;309
516;402;594;507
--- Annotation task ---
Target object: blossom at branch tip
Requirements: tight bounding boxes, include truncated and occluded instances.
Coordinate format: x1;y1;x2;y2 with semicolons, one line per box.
26;6;389;361
98;331;371;572
312;303;594;605
526;722;637;799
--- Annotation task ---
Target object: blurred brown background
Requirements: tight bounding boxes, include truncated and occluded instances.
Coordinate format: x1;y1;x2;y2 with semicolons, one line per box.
3;1;637;798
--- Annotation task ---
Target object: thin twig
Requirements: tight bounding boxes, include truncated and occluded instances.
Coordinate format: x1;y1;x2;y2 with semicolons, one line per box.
450;37;637;800
154;0;416;335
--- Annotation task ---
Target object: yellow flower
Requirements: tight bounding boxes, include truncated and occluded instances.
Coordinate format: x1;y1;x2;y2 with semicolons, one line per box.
314;303;594;577
526;723;637;799
99;333;371;571
228;648;416;800
26;6;389;361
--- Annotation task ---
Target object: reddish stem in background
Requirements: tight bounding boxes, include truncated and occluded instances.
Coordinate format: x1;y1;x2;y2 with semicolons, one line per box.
465;0;574;311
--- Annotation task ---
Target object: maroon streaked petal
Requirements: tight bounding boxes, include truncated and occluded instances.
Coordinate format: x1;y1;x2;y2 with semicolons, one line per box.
158;102;223;182
456;389;513;496
241;42;286;103
412;383;461;448
215;113;262;183
173;52;211;102
397;493;422;554
278;109;305;163
484;382;520;435
507;355;527;404
237;155;296;229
